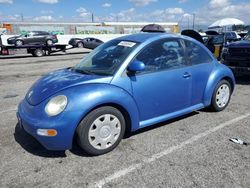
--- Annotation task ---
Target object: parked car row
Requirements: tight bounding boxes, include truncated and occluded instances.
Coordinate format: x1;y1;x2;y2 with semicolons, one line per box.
6;31;103;50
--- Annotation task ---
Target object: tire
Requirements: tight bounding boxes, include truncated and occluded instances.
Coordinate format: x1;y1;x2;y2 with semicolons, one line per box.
77;106;126;155
77;42;84;48
33;49;45;57
15;40;23;46
210;80;232;112
46;39;53;46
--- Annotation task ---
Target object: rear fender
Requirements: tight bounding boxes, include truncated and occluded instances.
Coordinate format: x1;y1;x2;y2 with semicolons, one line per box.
203;62;235;106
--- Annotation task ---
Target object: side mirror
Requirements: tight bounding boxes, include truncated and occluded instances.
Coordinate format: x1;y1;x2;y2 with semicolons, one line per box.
127;59;145;72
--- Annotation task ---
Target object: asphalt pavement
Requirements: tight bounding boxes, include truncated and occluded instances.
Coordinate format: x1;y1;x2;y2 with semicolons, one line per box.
0;50;249;188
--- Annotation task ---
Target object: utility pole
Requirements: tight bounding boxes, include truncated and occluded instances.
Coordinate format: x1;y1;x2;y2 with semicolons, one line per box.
91;13;94;23
192;13;195;30
21;13;24;22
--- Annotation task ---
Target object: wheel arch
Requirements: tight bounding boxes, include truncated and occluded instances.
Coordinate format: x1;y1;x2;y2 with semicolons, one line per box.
68;84;140;146
203;66;235;106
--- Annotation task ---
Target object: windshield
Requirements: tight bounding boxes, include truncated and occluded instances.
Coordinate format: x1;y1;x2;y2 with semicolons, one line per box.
74;40;139;76
243;32;250;41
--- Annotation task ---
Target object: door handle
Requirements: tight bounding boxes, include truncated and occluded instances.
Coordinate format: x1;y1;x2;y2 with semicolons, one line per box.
183;72;191;78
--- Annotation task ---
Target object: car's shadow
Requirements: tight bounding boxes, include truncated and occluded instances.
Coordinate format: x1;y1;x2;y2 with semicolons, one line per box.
14;111;199;158
235;75;250;85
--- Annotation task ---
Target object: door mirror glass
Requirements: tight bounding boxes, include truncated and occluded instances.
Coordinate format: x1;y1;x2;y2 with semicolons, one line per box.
127;59;145;72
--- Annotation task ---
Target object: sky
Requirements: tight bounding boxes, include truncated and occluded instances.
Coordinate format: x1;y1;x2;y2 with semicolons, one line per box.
0;0;250;27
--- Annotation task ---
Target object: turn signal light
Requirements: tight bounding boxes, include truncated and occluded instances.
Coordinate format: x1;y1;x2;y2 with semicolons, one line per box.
37;129;57;136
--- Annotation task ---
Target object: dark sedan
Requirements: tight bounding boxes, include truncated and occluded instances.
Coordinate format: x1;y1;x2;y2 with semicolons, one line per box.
69;37;103;49
7;31;58;46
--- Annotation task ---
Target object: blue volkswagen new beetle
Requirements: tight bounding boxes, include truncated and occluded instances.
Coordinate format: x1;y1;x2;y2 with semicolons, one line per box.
17;33;235;155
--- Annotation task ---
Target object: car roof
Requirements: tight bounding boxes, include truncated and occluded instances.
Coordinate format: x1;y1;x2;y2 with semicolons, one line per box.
116;32;177;43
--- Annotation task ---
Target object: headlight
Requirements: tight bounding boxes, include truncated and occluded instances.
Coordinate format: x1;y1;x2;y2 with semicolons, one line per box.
222;47;229;54
45;95;67;116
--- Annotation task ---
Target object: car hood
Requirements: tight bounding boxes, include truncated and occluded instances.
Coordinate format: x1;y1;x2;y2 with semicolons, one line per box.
227;40;250;48
26;68;112;105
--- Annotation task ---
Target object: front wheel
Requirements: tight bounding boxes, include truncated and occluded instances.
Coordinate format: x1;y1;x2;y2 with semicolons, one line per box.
15;40;23;46
77;106;126;155
210;80;232;112
46;39;53;46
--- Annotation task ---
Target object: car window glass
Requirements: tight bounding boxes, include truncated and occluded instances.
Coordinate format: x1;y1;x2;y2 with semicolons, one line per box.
75;40;139;76
185;40;212;65
135;39;186;74
27;32;34;37
211;34;224;44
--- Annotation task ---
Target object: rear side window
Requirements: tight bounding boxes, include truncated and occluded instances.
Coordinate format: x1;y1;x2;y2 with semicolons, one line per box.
185;40;213;65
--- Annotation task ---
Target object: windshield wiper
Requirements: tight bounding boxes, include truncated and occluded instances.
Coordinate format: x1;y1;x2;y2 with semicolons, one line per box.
74;69;95;75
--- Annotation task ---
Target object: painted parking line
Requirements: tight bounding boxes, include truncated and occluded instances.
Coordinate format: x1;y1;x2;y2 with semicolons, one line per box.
92;112;250;188
0;108;17;114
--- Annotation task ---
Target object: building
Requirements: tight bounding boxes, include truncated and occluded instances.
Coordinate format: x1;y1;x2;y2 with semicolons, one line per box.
0;22;179;35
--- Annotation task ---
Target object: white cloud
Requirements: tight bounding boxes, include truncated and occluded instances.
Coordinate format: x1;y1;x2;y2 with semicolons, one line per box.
209;0;229;8
165;8;184;14
118;8;135;21
195;0;250;25
36;0;58;4
40;10;54;14
179;0;187;3
129;0;157;7
33;15;54;21
0;0;13;4
0;14;20;21
102;3;111;8
76;7;91;19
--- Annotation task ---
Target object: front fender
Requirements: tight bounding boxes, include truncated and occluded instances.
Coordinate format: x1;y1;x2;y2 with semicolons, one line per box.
63;83;140;133
203;62;235;106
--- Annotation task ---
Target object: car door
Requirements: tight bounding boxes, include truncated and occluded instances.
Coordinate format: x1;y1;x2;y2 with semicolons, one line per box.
24;32;35;44
184;39;214;106
33;32;45;44
84;38;93;49
129;38;192;125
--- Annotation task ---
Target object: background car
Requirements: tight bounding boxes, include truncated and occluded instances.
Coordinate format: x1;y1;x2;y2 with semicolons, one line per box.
17;33;235;155
68;37;103;49
7;31;58;46
221;31;250;76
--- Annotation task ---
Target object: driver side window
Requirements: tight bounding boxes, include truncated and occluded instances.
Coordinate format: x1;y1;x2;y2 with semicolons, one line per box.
135;39;186;74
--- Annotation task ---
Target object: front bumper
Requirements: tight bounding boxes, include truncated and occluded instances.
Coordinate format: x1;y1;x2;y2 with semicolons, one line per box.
221;56;250;75
17;99;76;150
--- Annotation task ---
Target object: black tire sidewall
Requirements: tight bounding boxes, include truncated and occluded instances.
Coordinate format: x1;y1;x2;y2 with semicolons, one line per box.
34;49;44;57
77;42;84;48
77;106;126;155
15;40;23;46
211;80;232;112
47;40;53;45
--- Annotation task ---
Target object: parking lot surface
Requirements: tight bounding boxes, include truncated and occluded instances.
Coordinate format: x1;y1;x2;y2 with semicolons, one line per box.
0;50;249;188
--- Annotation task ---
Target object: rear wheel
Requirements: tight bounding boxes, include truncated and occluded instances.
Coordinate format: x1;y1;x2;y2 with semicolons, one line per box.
15;40;23;46
210;80;231;111
77;106;125;155
77;42;84;48
32;49;45;57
